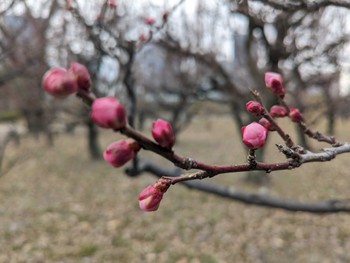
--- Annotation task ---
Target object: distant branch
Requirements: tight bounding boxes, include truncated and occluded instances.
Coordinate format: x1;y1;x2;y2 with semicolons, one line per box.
246;0;350;11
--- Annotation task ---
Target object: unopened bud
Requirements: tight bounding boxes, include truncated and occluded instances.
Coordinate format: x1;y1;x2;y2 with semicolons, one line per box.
90;97;127;130
241;122;268;149
138;178;170;212
69;62;91;91
246;100;263;116
265;72;285;98
258;117;276;131
289;108;303;122
103;139;140;167
144;17;156;25
269;105;288;118
107;0;117;8
139;32;147;42
42;67;78;98
152;119;175;149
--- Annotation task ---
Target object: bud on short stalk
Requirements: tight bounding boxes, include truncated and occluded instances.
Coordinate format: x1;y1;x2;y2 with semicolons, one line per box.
269;105;288;118
265;72;285;98
103;139;140;167
107;0;117;8
289;108;303;122
241;122;268;149
139;32;147;42
246;100;263;116
90;97;127;130
69;62;91;91
144;17;156;25
138;178;170;212
42;67;78;98
259;117;276;131
152;119;175;149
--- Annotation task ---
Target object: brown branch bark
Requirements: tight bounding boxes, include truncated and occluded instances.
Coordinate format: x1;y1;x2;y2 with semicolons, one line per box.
127;158;350;213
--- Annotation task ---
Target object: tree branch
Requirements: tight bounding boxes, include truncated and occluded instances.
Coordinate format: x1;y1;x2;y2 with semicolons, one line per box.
246;0;350;11
127;158;350;213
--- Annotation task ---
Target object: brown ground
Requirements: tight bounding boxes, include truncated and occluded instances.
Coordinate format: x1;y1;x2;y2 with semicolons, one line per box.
1;114;350;263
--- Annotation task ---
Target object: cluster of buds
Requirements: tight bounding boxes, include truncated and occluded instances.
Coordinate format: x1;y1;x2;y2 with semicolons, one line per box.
242;72;305;150
42;62;91;98
42;62;311;213
42;63;178;212
264;72;303;122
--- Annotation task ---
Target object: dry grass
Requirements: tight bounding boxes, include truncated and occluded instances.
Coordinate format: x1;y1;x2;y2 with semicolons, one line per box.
1;114;350;263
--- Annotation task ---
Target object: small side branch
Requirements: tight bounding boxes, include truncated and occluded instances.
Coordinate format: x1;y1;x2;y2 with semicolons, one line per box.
298;121;340;146
130;158;350;213
301;143;350;163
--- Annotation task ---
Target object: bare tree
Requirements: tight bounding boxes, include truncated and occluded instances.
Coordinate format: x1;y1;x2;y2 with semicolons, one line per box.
0;0;60;145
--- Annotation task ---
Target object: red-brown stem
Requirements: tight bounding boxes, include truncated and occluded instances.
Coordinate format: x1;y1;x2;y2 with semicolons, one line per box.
251;90;295;148
262;111;295;148
76;90;96;106
121;126;296;173
76;89;346;183
277;97;340;146
278;98;290;114
166;161;294;184
297;121;341;146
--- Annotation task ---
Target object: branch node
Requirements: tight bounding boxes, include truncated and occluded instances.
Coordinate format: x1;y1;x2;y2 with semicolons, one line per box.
182;158;196;170
247;149;257;169
276;144;302;160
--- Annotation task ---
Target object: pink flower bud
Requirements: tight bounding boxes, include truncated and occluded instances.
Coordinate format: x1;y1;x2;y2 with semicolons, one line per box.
103;139;140;167
107;0;117;8
90;97;127;130
258;117;276;131
69;62;91;91
246;100;263;116
289;108;303;122
265;72;285;98
65;0;73;10
152;119;175;149
269;105;288;118
241;122;268;149
138;179;170;212
144;17;156;25
139;32;147;42
138;185;163;212
42;67;78;98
